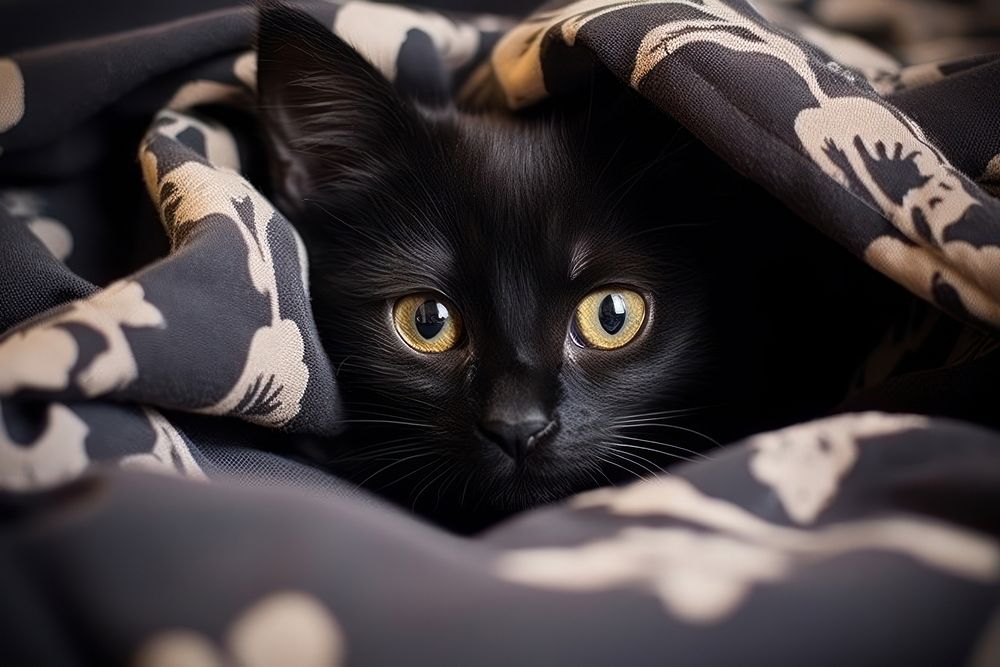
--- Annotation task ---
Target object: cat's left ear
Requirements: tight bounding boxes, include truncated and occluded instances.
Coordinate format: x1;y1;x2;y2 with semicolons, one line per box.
256;2;422;215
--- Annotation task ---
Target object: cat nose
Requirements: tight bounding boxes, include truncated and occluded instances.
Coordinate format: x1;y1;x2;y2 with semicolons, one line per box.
480;418;556;463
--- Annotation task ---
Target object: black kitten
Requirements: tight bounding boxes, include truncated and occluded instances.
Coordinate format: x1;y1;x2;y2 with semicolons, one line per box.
257;6;896;528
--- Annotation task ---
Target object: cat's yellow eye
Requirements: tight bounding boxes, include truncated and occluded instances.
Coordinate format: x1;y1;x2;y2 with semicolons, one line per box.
573;288;646;350
393;294;463;353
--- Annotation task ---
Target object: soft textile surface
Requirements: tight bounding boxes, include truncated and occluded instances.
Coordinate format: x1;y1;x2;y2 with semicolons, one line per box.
3;414;1000;664
1;0;999;663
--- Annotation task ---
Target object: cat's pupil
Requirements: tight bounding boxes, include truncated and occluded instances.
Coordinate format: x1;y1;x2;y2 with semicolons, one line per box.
599;294;627;334
415;300;448;339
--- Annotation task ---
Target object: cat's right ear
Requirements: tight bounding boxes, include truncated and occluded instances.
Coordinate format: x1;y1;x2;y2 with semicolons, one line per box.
256;2;420;215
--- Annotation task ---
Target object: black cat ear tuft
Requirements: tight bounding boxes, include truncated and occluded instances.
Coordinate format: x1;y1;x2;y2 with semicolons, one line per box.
256;1;420;215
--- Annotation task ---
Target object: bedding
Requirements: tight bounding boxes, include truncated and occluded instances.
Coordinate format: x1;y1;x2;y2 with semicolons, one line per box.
1;0;999;663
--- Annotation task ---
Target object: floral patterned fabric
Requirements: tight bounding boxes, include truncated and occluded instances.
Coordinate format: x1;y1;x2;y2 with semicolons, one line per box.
3;412;999;665
0;0;998;664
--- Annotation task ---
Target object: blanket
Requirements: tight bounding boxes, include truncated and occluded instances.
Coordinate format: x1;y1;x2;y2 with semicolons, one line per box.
1;0;999;663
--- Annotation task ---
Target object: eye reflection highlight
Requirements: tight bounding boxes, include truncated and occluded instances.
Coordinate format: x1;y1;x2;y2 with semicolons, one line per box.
394;294;462;353
574;289;646;350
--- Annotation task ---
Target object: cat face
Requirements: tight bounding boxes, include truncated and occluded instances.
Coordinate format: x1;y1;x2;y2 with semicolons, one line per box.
258;6;714;517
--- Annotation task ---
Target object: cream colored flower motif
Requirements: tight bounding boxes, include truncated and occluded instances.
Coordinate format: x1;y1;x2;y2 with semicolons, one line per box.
75;281;166;395
573;474;999;579
979;153;1000;197
27;217;73;261
133;631;221;667
233;51;257;91
485;0;1000;324
120;409;205;480
618;0;1000;325
334;1;480;81
0;327;78;394
1;189;74;260
500;451;1000;624
134;591;346;667
499;527;789;623
486;0;667;109
140;123;309;426
0;280;164;398
152;110;241;172
0;403;89;491
0;404;201;492
227;592;346;667
204;319;308;427
749;412;928;524
0;58;25;133
166;80;247;114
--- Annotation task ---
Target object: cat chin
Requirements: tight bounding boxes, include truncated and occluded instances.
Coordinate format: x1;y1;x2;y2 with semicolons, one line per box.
332;442;607;517
411;476;589;525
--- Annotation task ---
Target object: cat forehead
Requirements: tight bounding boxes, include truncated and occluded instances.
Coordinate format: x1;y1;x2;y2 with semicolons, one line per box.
408;210;649;302
337;109;660;296
448;114;583;206
409;119;648;285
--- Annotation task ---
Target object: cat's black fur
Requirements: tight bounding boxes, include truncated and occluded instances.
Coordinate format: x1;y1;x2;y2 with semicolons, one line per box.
257;5;900;530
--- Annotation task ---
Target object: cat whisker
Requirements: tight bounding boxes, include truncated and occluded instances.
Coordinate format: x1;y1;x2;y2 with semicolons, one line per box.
614;425;722;450
603;439;681;458
612;405;717;422
585;460;616;487
597;445;662;478
459;471;474;508
590;452;646;482
336;418;433;428
346;408;427;423
612;411;698;422
346;410;424;423
348;399;424;410
474;468;510;513
354;451;438;489
321;435;425;464
436;467;464;507
384;394;440;411
335;443;433;463
337;432;423;449
345;408;430;422
350;447;431;462
611;417;703;427
334;355;354;378
576;460;610;490
612;432;714;459
410;461;456;510
356;392;442;414
376;459;440;493
605;440;703;466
